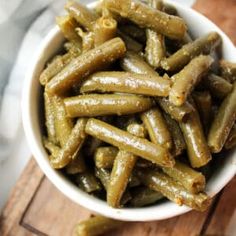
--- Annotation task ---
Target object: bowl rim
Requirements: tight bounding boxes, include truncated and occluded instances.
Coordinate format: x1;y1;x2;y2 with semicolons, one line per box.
22;0;236;221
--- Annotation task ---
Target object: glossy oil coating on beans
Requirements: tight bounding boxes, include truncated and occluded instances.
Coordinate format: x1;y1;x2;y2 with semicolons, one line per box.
64;94;153;117
180;109;212;168
65;0;98;31
46;37;126;95
85;118;174;167
76;215;123;236
157;97;194;122
137;169;211;211
141;108;172;149
161;32;221;72
169;55;213;106
76;28;95;52
104;0;186;39
130;186;163;207
145;0;165;68
163;113;186;156
208;82;236;153
220;59;236;82
94;146;118;169
50;118;87;169
127;123;147;138
205;73;233;99
80;71;171;97
107;122;145;207
162;160;206;194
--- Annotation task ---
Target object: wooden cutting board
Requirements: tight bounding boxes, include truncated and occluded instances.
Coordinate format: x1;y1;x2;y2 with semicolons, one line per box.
1;0;236;235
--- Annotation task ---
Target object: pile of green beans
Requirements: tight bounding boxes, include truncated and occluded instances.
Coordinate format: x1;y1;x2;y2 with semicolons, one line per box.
40;1;236;234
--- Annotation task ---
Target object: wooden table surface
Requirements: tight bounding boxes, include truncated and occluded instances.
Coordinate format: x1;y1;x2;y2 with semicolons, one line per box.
1;0;236;235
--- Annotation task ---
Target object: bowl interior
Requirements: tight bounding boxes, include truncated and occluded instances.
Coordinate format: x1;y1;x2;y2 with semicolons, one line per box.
22;0;236;221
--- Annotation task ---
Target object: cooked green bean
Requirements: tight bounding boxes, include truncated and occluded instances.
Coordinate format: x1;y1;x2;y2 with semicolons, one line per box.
161;32;221;72
46;37;126;95
66;153;87;174
94;146;118;169
220;59;236;82
76;28;94;52
50;118;87;169
120;51;159;76
43;138;60;156
64;41;82;56
107;122;145;207
85;118;174;167
179;109;212;168
64;94;153;117
163;113;186;156
117;30;143;52
164;3;177;15
130;186;163;207
129;174;141;187
193;91;212;132
169;55;213;106
80;71;171;97
94;16;117;46
105;0;186;39
156;97;194;122
76;170;101;193
44;92;58;144
56;15;82;45
208;82;236;153
127;123;147;138
141;108;172;149
53;96;73;147
162;161;206;194
40;53;73;86
65;0;98;31
137;168;211;211
119;24;146;43
225;124;236;150
145;0;165;68
205;73;233;99
76;215;123;236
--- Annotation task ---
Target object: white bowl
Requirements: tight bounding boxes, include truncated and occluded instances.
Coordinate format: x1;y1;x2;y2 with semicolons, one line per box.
22;0;236;221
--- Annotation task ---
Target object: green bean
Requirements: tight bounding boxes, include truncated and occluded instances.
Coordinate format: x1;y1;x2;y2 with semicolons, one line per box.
66;152;86;174
193;91;212;132
156;97;194;122
64;41;82;57
46;37;126;95
120;51;159;76
162;161;206;194
50;118;87;169
94;146;118;169
76;170;102;193
53;96;73;147
127;123;147;138
179;109;212;168
161;32;221;72
56;15;82;45
40;53;73;86
80;71;171;97
169;55;213;106
129;174;141;187
220;59;236;82
104;0;186;39
225;124;236;150
164;3;177;15
65;0;98;31
76;28;94;52
141;108;172;149
163;113;186;157
44;92;58;144
130;186;163;207
145;0;165;68
85;118;174;167
117;30;143;52
76;215;123;236
43;138;60;156
94;16;117;46
119;24;146;43
64;94;153;117
137;168;211;211
208;82;236;153
205;73;233;99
